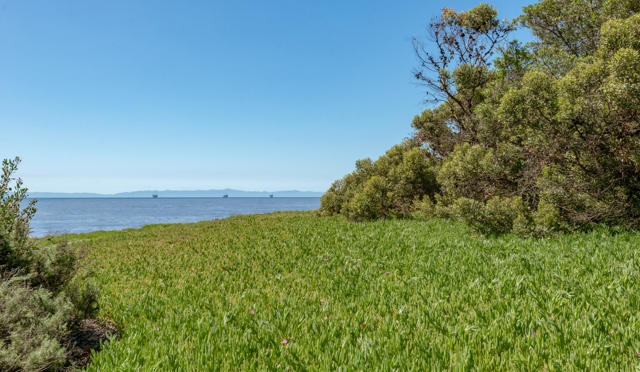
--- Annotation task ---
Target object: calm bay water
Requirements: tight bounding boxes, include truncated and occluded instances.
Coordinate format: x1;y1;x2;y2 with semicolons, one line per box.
29;197;320;237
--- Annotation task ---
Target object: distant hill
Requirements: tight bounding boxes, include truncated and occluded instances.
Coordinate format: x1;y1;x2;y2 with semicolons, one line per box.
28;189;324;198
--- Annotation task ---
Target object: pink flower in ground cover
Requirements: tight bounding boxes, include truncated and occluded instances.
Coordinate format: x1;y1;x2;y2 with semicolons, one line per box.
281;339;288;344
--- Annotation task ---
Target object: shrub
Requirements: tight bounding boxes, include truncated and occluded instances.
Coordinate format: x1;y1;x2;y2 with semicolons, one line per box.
451;196;529;235
0;279;74;371
436;144;501;202
343;176;390;221
318;159;374;217
318;180;346;216
319;141;438;221
0;158;36;271
531;199;566;235
387;147;438;216
411;195;435;220
0;157;100;371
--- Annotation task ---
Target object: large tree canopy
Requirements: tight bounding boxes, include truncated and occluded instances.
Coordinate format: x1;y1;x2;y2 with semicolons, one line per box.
320;0;640;235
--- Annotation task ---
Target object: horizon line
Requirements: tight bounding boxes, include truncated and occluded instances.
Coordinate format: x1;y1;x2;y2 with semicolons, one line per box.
29;188;325;195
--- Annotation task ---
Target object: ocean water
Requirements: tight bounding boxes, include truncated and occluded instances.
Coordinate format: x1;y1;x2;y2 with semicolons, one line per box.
28;197;320;237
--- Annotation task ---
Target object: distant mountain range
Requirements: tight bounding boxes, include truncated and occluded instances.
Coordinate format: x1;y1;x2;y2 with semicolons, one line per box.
28;189;324;198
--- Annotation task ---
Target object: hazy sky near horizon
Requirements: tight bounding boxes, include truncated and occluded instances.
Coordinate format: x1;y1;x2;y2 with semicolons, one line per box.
0;0;532;193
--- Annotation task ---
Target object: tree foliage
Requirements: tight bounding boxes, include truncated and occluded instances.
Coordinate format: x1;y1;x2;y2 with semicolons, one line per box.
321;0;640;235
320;141;437;221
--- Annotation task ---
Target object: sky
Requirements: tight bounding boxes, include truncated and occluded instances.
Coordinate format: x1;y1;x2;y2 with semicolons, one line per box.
0;0;532;193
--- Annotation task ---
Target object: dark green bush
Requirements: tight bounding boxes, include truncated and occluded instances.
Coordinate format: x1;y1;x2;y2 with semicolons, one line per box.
0;157;99;371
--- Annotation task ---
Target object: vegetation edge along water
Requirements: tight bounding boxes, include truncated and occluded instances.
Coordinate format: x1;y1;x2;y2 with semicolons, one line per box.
60;211;640;370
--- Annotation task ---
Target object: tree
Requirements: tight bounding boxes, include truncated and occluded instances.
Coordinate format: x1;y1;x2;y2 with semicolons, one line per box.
520;0;640;58
413;4;514;147
322;0;640;234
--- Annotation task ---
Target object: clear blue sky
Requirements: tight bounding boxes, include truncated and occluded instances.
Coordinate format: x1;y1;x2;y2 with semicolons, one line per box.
0;0;532;193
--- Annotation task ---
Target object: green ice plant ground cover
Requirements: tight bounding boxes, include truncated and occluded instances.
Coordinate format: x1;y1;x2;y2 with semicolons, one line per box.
68;211;640;370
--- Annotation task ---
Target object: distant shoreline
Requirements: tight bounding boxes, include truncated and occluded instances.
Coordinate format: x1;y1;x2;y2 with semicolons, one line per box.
28;190;324;198
27;196;321;199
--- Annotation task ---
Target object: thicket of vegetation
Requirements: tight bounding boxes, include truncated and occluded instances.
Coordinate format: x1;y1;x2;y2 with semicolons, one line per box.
0;158;100;371
320;0;640;234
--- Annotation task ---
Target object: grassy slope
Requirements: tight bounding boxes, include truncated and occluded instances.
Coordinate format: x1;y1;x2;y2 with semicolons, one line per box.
74;211;640;370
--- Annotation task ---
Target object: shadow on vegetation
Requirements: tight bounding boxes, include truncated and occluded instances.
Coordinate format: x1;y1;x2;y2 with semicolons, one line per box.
64;319;119;370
